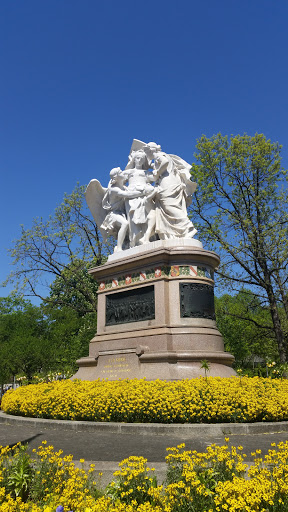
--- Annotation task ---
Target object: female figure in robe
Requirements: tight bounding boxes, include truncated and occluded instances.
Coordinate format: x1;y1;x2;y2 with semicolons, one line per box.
152;151;197;240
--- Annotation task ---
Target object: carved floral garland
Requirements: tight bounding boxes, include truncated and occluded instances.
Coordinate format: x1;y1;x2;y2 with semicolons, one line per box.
98;265;213;291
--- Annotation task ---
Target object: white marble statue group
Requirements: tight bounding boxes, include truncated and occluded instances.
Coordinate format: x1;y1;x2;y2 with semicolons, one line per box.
85;139;197;252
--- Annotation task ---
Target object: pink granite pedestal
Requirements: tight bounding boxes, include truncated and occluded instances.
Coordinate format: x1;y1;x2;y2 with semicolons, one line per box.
73;240;236;380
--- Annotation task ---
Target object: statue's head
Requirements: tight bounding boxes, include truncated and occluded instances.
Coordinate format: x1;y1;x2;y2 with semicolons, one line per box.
130;149;149;170
109;167;125;185
144;142;162;160
153;152;174;175
147;142;161;152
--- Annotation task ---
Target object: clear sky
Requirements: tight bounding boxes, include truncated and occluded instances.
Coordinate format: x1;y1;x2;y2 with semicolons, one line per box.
1;0;288;298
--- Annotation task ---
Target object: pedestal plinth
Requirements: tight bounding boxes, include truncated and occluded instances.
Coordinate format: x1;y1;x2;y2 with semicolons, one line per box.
73;240;236;380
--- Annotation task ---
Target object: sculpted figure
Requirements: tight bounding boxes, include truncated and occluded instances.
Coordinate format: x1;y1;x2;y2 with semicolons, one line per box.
124;149;157;247
85;139;198;253
85;167;144;252
144;143;197;240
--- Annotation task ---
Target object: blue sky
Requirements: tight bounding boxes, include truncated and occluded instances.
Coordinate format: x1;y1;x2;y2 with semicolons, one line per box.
1;0;288;299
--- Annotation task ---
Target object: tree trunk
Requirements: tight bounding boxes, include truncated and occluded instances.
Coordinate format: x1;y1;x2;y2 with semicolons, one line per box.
275;269;288;321
265;280;287;363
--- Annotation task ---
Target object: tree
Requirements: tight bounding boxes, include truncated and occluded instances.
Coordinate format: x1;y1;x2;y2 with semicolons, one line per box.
43;305;97;374
215;291;278;366
0;296;95;383
0;296;49;383
4;184;111;313
2;185;112;379
191;134;288;362
0;299;14;389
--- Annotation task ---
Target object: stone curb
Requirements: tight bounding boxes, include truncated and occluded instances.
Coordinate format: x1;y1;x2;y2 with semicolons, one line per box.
1;411;288;437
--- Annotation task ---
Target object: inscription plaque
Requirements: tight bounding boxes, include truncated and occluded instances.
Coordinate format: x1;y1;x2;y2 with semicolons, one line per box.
180;283;215;320
100;356;132;378
106;285;155;325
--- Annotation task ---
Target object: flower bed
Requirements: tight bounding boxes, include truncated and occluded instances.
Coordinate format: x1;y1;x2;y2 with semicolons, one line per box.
0;439;288;511
2;377;288;423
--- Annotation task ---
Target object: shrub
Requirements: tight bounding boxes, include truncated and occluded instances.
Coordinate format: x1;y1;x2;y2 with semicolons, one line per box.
2;377;288;424
1;440;288;511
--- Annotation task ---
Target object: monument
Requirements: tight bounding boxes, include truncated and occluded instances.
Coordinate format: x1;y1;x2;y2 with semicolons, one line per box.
73;140;236;380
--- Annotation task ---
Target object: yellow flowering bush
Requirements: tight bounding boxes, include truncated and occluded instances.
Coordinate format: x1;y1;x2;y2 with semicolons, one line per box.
1;440;288;511
106;456;160;506
2;377;288;423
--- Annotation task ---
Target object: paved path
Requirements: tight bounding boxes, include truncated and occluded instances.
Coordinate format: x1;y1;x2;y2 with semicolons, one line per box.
1;421;288;463
1;414;288;485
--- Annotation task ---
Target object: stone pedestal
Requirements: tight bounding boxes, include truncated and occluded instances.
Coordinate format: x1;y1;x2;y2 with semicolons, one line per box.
73;240;236;381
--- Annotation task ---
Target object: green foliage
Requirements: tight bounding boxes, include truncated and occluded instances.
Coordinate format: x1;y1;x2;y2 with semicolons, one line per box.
47;258;99;315
200;359;211;381
215;290;278;366
0;295;32;314
2;440;288;511
7;445;33;501
43;304;97;373
0;296;49;384
0;441;103;506
4;184;111;313
191;133;288;362
0;294;96;383
1;186;102;382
